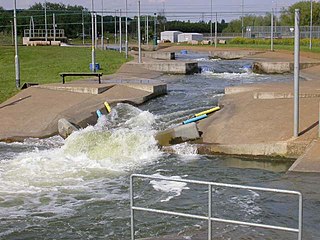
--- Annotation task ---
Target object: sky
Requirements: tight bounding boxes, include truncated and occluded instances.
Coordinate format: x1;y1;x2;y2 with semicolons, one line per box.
0;0;301;21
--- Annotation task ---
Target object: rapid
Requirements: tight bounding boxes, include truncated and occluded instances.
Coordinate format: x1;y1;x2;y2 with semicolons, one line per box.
0;52;319;239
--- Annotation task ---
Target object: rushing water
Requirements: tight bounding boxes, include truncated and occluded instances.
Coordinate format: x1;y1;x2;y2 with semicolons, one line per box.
0;52;319;240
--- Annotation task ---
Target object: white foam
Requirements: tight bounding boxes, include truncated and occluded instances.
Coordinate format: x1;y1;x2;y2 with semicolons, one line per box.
149;173;189;202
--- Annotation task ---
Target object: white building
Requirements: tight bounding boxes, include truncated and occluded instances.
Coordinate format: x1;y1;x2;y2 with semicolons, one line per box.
178;33;203;43
160;31;182;43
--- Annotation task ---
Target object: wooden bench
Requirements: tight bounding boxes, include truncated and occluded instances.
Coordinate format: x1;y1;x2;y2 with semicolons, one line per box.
59;72;103;84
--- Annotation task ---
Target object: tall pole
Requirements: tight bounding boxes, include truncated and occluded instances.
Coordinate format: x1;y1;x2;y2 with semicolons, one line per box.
53;13;56;41
82;10;85;45
146;15;149;45
101;0;104;50
210;0;213;45
153;13;157;50
114;10;117;44
271;9;274;51
138;0;142;63
119;9;122;52
294;9;300;138
125;0;128;59
215;12;218;48
44;0;47;41
91;0;96;72
241;0;244;38
94;13;98;49
310;0;313;50
13;0;20;89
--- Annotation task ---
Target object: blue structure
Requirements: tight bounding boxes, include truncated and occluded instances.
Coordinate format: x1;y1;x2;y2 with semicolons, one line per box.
183;114;207;125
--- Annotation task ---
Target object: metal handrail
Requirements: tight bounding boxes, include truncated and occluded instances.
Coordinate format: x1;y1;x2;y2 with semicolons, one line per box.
130;174;303;240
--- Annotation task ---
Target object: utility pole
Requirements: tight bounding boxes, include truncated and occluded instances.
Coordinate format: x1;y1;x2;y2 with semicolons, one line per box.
53;13;56;41
146;15;149;45
210;0;213;45
114;10;117;44
82;10;85;45
138;0;142;63
44;0;47;41
119;9;122;52
125;0;128;59
94;12;98;49
91;0;96;72
13;0;20;89
271;9;274;51
215;12;218;48
101;0;104;50
294;9;300;138
241;0;244;38
153;13;157;50
310;0;313;50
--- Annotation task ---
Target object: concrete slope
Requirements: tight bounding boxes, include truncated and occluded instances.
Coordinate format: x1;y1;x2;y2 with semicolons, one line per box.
289;139;320;172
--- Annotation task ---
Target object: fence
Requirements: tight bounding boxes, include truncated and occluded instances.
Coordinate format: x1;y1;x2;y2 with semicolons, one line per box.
130;173;303;240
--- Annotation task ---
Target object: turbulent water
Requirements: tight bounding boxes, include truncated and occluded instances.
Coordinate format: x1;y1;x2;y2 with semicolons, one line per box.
0;52;319;240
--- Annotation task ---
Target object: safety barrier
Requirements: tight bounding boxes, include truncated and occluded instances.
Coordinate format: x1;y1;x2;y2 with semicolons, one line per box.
130;174;303;240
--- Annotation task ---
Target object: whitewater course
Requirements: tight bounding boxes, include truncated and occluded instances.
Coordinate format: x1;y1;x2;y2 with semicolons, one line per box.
0;48;320;239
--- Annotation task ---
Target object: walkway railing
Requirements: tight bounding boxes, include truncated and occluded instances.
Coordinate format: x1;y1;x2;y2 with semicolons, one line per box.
130;174;303;240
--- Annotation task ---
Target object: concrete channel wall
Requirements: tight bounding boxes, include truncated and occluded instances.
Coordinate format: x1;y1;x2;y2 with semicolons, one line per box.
142;61;199;74
253;62;320;74
142;52;175;60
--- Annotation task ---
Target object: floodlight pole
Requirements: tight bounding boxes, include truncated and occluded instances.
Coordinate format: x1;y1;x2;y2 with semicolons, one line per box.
82;10;85;45
138;0;142;63
91;0;96;72
101;0;104;50
53;13;56;41
44;0;47;41
215;12;217;48
13;0;20;89
294;9;300;138
210;0;213;45
125;0;128;59
271;9;274;51
114;10;117;44
119;9;122;52
146;15;149;45
241;0;244;38
310;0;313;50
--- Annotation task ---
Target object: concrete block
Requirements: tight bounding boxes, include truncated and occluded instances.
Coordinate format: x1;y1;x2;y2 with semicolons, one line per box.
58;118;79;139
142;52;175;60
252;62;291;74
142;61;199;74
155;122;201;146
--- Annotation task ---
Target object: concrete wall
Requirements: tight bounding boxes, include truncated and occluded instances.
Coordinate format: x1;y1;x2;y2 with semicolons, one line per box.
142;52;175;60
142;61;199;74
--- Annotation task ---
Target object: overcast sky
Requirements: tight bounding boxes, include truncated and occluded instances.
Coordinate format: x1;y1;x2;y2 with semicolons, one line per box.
1;0;301;21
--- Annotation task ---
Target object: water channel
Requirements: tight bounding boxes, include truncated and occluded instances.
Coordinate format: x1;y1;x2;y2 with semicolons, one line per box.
0;52;319;239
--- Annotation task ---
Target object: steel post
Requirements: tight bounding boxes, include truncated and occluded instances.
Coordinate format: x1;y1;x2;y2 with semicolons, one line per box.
271;9;274;51
91;0;96;72
294;9;300;137
138;1;142;63
13;0;20;89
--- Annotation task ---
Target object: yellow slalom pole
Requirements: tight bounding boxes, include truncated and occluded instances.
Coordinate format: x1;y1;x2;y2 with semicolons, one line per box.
195;106;220;117
104;102;111;113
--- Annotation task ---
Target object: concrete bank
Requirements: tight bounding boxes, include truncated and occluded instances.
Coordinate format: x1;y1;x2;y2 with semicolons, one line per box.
0;80;167;142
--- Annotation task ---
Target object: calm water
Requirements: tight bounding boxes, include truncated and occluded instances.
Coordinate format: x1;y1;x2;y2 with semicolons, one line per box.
0;52;319;240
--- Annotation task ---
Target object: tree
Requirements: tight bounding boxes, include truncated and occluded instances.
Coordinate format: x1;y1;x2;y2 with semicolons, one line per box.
280;1;320;26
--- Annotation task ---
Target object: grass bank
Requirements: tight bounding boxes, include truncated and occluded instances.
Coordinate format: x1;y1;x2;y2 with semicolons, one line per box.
0;46;132;103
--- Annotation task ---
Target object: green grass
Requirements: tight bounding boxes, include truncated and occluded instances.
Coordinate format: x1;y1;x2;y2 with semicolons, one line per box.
0;46;132;103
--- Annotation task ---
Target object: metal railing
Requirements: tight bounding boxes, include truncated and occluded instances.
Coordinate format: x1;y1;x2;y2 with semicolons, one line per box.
130;174;303;240
24;29;65;38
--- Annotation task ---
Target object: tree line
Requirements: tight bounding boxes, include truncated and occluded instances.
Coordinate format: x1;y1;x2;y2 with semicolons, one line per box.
0;1;318;38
